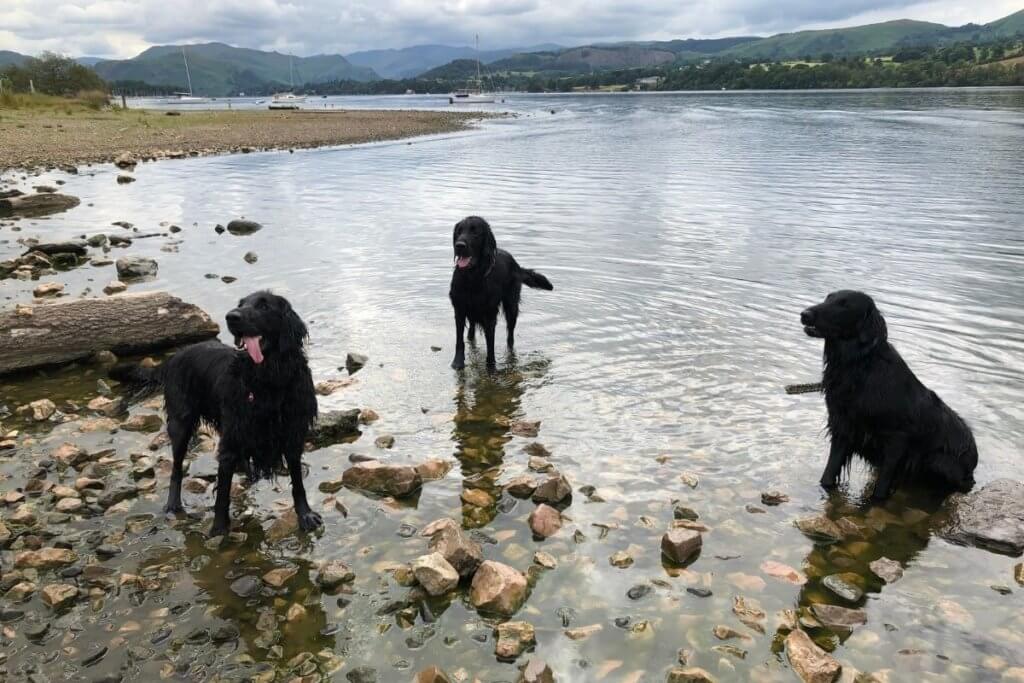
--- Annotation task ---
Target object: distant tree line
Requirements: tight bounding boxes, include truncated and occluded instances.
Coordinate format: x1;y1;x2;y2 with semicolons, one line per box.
0;53;107;96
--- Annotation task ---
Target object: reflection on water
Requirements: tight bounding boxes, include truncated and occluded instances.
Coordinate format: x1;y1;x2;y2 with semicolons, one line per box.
2;89;1024;682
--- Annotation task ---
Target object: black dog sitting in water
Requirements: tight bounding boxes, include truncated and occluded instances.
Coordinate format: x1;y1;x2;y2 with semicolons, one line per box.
110;291;321;537
449;216;553;370
801;290;978;500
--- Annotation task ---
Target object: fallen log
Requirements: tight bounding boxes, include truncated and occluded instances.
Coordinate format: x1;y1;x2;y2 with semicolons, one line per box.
0;193;80;218
0;292;220;376
785;382;823;395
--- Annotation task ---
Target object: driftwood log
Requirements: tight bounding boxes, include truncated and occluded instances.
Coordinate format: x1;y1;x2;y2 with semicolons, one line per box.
785;382;823;395
0;193;80;218
0;292;220;375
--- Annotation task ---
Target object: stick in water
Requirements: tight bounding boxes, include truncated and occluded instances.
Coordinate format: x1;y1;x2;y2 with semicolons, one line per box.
785;382;823;395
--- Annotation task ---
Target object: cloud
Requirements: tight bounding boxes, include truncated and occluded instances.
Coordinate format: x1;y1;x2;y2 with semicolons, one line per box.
1;0;1020;59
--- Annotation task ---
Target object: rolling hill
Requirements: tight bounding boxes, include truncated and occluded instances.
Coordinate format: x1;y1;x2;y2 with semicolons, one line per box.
725;19;949;60
346;43;561;79
0;50;29;67
94;42;377;95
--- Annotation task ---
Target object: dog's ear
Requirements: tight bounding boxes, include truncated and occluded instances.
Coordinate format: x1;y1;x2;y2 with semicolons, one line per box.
481;222;497;267
279;302;309;353
858;304;887;347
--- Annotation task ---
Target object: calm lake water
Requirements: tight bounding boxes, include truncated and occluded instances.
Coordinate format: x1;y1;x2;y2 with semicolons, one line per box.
2;89;1024;682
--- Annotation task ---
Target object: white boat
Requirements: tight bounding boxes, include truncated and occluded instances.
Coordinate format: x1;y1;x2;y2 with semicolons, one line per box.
449;35;497;105
269;56;306;109
163;48;210;104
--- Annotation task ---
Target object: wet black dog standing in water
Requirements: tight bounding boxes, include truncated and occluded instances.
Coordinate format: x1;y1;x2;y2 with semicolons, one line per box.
110;291;321;537
449;216;553;370
801;290;978;500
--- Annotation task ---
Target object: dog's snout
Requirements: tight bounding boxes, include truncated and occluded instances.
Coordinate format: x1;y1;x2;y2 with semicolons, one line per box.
454;240;468;252
800;308;815;325
225;309;242;325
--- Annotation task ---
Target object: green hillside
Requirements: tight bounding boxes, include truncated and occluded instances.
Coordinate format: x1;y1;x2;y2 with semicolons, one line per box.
94;42;378;95
0;50;28;67
726;19;949;59
984;8;1024;37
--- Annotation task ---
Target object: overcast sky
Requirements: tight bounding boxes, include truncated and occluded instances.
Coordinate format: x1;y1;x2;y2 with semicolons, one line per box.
2;0;1021;59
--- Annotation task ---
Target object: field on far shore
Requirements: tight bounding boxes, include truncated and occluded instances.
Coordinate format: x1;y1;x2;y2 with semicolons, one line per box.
0;105;490;171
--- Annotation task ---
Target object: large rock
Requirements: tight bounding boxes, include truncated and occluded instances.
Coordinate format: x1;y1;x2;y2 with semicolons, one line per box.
309;409;361;447
661;528;702;565
528;504;562;538
667;668;716;683
342;461;422;497
469;561;528;616
424;518;483;578
411;552;459;596
785;629;842;683
810;603;867;630
531;473;571;505
495;620;535;661
943;479;1024;556
0;193;80;217
14;548;78;569
869;557;904;584
24;240;88;257
40;584;78;609
226;219;262;235
317;560;355;589
116;256;158;279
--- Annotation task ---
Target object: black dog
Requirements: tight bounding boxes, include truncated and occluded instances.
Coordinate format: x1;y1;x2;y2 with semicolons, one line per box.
449;216;553;370
801;290;978;500
110;291;320;537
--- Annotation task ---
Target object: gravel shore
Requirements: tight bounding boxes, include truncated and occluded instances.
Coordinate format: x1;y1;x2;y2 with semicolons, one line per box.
0;108;491;172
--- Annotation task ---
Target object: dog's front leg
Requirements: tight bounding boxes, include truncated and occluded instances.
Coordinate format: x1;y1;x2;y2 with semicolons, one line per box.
820;439;850;490
484;317;497;371
209;453;236;537
452;311;467;370
286;449;322;532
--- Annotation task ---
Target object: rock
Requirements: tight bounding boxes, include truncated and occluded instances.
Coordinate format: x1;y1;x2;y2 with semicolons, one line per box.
935;598;975;629
869;557;904;584
461;487;493;507
627;584;651;600
667;667;716;682
529;504;563;538
732;596;766;633
6;581;36;601
415;459;452;481
14;548;77;569
262;567;297;588
943;479;1024;556
33;282;64;297
785;629;841;683
822;573;864;602
113;151;136;168
533;551;557;569
518;659;554;683
661;528;702;564
673;503;699;521
411;552;459;596
761;560;807;585
609;550;634;568
121;413;163;432
810;604;867;630
103;281;128;295
116;174;136;184
1015;563;1024;586
229;575;261;598
226;219;262;235
425;518;483;577
413;667;452;683
315;377;357;395
495;620;535;660
509;420;541;438
88;396;124;417
346;352;369;374
506;475;537;498
565;623;602;641
310;409;361;447
0;193;80;217
761;490;789;505
343;461;422;497
470;560;528;616
795;515;844;542
346;666;378;683
317;560;355;589
55;498;83;513
24;399;56;421
243;251;258;264
374;434;395;449
115;256;158;279
531;473;571;505
8;504;35;525
40;583;78;609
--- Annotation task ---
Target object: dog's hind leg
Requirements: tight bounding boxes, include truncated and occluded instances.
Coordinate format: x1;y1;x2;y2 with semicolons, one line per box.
286;446;323;532
467;321;476;344
484;316;498;370
820;439;851;490
503;293;519;349
165;414;198;515
209;451;236;537
870;435;908;502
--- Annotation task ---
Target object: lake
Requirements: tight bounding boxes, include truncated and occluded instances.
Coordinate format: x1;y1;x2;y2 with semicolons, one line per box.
2;89;1024;682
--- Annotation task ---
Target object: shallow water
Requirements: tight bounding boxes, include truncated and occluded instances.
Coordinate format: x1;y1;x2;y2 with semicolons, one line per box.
2;89;1024;682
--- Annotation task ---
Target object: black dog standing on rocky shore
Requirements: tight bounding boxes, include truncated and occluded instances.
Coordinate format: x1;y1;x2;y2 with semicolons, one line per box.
449;216;553;370
801;290;978;500
110;291;321;537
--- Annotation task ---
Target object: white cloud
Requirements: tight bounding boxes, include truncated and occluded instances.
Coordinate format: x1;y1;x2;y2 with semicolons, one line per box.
0;0;1020;59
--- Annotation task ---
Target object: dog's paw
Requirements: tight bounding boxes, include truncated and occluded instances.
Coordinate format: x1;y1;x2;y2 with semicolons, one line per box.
819;479;839;491
208;522;229;538
298;510;323;532
163;502;186;515
451;359;465;370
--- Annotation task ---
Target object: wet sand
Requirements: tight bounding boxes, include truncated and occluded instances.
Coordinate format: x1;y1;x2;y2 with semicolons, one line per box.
0;108;491;171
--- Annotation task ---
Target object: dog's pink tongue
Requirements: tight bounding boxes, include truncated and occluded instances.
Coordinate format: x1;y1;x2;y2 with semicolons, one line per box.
242;336;264;364
456;256;471;269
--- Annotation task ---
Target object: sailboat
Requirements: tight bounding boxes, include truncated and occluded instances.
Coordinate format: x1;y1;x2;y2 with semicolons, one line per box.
449;35;496;104
165;47;210;104
269;56;307;109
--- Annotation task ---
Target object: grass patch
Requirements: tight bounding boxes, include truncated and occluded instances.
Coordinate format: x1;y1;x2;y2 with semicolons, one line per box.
0;91;115;112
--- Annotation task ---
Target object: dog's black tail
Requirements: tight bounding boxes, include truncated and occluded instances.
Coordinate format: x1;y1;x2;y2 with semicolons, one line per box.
520;267;553;291
108;362;165;395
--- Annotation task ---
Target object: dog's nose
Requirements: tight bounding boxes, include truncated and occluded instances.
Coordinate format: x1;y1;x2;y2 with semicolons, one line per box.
454;241;467;252
225;309;242;325
800;309;815;325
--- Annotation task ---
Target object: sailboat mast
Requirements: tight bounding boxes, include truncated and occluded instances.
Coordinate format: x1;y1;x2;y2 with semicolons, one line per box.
289;55;294;89
475;34;481;86
182;47;194;96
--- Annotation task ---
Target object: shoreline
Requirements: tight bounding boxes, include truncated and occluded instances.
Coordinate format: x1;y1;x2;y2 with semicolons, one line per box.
0;108;495;173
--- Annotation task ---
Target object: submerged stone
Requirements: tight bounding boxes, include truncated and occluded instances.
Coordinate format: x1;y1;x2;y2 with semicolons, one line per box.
869;557;904;584
943;479;1024;556
470;560;527;616
785;629;842;683
661;528;702;565
822;574;864;602
495;620;535;661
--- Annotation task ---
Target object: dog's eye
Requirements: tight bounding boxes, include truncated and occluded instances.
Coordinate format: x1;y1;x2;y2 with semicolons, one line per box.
256;300;268;310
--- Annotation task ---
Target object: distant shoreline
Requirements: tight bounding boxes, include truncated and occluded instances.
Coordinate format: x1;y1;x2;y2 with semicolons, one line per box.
0;108;493;173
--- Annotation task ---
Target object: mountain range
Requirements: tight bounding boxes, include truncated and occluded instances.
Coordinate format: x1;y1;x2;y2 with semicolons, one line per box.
2;8;1022;92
